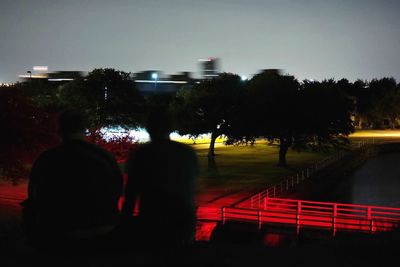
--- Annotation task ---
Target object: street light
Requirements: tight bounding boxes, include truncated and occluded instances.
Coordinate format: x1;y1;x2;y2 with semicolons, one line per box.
27;71;32;79
151;72;158;89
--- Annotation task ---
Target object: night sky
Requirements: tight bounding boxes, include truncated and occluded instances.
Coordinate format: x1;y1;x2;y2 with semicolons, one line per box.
1;0;400;83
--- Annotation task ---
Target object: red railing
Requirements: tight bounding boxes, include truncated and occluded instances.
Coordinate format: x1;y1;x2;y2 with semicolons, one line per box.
221;197;400;236
246;142;375;209
248;152;345;208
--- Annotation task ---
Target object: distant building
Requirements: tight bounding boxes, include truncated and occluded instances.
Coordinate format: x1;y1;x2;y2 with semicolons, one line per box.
19;70;86;84
17;58;224;95
47;71;87;82
199;57;220;79
134;70;197;96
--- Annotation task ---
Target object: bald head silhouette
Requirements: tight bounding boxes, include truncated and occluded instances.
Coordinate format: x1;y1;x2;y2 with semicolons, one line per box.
58;109;87;141
145;108;173;141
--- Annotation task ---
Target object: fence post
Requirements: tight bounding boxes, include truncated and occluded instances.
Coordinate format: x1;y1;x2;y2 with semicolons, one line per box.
333;204;337;237
286;179;289;191
296;201;302;235
258;210;262;229
221;207;225;225
273;186;276;197
264;197;267;210
367;207;373;233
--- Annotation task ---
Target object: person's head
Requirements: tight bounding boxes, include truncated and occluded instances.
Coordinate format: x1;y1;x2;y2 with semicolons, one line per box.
58;109;87;141
145;107;173;141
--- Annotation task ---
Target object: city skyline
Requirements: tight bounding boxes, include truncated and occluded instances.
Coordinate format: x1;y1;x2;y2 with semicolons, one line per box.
1;0;400;83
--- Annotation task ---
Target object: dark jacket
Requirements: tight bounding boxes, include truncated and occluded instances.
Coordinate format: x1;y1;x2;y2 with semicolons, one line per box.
27;139;123;235
122;139;198;243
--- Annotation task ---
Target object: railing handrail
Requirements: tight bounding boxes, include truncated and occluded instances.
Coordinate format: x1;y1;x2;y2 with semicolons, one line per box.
223;205;400;224
221;199;400;235
244;141;376;209
264;197;400;213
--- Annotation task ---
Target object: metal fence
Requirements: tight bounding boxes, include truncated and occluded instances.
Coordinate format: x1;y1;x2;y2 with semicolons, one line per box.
245;140;376;209
248;151;346;209
222;197;400;236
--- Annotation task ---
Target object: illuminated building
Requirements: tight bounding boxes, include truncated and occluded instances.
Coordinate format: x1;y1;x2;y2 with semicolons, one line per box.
134;71;197;96
19;68;87;84
199;57;220;79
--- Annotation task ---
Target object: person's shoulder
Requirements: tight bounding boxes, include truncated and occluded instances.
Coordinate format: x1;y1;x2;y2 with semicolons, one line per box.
36;145;61;159
78;140;108;153
126;142;147;159
73;140;116;161
169;140;197;155
130;142;150;153
169;140;192;149
31;145;62;168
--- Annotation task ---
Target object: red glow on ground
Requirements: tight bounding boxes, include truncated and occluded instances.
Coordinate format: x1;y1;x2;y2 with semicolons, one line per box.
264;233;285;247
196;221;218;241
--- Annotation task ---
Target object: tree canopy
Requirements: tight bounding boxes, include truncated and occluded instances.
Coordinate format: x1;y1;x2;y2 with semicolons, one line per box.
57;68;144;131
227;71;354;166
173;73;244;158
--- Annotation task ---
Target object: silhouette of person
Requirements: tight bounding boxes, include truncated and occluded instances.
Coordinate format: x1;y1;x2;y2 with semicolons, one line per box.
23;109;123;246
121;108;198;247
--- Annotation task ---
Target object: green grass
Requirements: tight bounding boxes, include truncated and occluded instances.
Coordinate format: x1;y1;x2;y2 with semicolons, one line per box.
1;140;336;196
191;141;334;193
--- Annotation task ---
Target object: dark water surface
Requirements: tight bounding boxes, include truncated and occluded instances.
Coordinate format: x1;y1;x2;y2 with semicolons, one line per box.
326;151;400;208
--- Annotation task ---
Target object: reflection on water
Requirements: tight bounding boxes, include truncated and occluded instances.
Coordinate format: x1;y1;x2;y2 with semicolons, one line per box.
329;152;400;208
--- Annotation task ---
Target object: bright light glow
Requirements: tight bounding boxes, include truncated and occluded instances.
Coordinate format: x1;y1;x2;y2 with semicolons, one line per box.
33;66;48;71
151;73;158;79
48;78;74;82
350;130;400;138
100;127;227;144
241;76;247;81
0;83;14;87
100;127;150;143
135;80;187;84
19;74;48;78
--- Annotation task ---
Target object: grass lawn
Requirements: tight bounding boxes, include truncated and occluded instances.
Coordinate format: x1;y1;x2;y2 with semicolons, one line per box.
1;139;337;199
190;141;334;193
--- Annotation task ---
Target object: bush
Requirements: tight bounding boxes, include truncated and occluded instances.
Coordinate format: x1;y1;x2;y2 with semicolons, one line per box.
86;130;137;162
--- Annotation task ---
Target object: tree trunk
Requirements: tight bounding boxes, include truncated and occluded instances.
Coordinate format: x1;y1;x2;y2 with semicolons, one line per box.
207;130;219;173
278;137;289;167
208;131;219;159
207;156;218;174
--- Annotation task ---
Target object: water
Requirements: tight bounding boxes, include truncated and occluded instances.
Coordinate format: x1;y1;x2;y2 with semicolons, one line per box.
327;152;400;208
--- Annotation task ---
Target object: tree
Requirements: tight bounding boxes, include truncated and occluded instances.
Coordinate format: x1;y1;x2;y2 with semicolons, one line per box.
227;71;354;167
16;78;61;111
300;79;355;150
0;86;58;181
366;78;399;128
173;73;244;159
243;70;301;166
57;68;144;132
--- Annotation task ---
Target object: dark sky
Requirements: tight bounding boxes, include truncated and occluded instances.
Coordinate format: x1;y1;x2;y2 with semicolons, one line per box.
1;0;400;83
